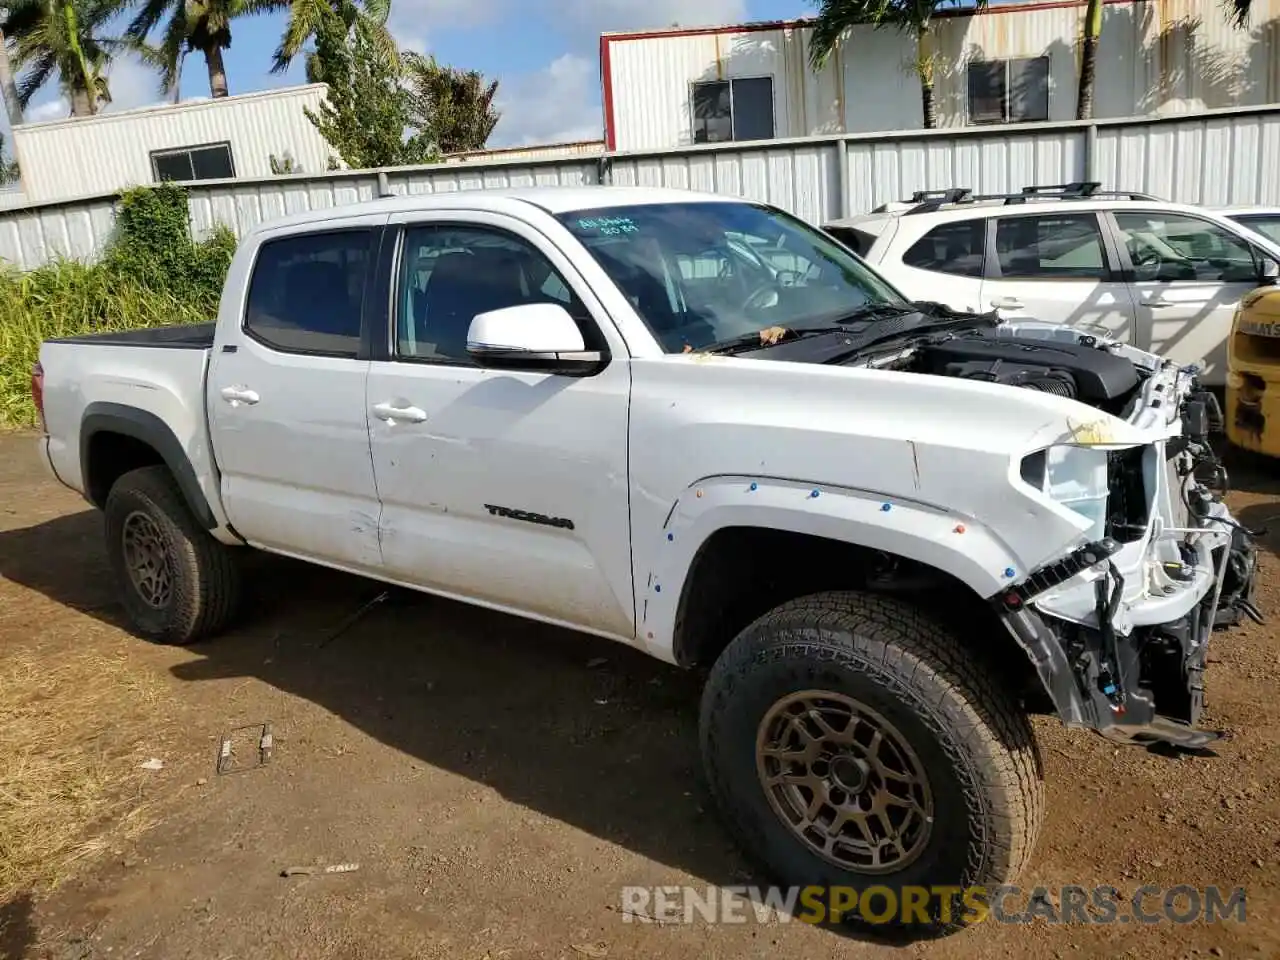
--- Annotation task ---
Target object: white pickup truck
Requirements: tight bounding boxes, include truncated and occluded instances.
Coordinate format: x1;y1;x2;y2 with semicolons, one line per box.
33;186;1260;928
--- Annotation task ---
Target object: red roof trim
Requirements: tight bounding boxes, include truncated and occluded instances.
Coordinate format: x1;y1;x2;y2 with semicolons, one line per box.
600;33;617;152
600;0;1143;44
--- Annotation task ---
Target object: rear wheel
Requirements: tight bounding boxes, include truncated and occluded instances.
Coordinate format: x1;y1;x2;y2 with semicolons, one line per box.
105;466;242;644
699;591;1044;932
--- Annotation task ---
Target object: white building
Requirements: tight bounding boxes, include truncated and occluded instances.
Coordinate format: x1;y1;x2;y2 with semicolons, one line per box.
599;0;1280;152
11;84;334;204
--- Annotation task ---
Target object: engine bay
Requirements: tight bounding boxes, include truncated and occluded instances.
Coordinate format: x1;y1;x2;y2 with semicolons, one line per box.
868;330;1146;415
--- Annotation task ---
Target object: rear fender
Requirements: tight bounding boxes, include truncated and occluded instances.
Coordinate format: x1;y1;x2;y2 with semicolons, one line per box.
81;402;230;535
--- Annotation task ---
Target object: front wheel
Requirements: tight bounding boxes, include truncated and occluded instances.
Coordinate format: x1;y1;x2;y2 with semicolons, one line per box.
105;465;243;645
699;591;1044;932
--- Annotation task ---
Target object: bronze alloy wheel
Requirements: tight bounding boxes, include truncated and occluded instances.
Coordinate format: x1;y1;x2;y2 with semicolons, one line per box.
755;690;934;874
121;509;173;609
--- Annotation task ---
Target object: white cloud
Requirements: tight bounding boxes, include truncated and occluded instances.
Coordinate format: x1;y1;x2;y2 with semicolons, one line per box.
393;0;751;147
8;51;162;131
489;53;601;147
389;0;502;54
26;99;70;122
553;0;748;47
103;54;165;113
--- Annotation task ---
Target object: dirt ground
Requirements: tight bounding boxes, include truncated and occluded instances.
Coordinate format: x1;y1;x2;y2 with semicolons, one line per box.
1;430;1279;960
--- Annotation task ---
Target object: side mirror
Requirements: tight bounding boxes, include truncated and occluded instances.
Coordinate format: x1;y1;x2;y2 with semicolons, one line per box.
466;303;604;375
1260;258;1280;286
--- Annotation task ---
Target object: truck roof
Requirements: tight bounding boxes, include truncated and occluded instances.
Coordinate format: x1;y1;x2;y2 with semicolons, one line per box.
248;185;739;235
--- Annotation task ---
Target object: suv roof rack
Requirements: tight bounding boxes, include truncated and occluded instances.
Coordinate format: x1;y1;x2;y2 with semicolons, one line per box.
900;181;1163;215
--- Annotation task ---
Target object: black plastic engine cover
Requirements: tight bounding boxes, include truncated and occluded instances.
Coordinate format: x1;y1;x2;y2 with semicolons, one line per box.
917;334;1140;405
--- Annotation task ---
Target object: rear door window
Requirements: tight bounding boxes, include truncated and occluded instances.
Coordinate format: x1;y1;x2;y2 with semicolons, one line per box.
994;214;1108;280
244;230;373;356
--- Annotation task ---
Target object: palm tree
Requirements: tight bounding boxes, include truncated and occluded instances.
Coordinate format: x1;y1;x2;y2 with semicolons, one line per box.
125;0;272;99
808;0;982;129
0;24;25;127
401;51;498;154
269;0;391;75
4;0;116;116
1077;0;1252;118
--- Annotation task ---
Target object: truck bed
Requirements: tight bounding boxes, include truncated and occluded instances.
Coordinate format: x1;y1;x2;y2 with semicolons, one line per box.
45;322;216;349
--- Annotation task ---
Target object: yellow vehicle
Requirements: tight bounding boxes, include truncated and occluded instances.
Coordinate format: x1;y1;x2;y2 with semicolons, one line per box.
1226;285;1280;457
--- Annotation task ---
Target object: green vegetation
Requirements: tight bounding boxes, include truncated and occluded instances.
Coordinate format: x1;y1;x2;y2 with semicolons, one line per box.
303;1;436;168
402;52;500;155
4;0;119;116
0;183;235;428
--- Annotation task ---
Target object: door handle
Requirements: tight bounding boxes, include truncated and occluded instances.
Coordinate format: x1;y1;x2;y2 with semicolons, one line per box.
372;401;427;423
1146;299;1175;309
990;297;1023;310
220;385;259;405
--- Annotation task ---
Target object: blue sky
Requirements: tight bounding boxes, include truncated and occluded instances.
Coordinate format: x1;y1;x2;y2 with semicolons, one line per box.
4;0;819;149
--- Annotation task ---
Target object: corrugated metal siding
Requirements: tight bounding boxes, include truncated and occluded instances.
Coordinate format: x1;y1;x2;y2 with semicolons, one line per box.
606;0;1280;150
441;141;606;163
0;108;1277;270
11;84;333;204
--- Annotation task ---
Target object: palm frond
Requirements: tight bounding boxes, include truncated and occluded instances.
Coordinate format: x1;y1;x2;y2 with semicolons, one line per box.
1222;0;1251;28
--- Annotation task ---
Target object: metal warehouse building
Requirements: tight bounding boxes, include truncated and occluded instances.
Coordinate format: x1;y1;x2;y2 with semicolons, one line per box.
11;85;335;204
599;0;1280;151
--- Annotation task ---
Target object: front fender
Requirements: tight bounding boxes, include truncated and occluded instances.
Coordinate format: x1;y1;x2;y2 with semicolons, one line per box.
637;474;1025;663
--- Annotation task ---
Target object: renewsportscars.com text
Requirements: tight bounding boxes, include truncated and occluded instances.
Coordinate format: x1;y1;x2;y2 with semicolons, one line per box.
619;884;1247;926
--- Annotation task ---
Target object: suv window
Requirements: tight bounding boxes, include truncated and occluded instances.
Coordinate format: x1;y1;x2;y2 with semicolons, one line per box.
244;230;372;356
995;214;1107;280
1113;212;1259;283
902;220;985;278
397;224;595;363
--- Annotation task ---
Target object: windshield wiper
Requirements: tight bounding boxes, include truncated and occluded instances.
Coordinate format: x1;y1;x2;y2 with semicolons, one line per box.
830;302;920;324
696;326;854;356
693;302;985;358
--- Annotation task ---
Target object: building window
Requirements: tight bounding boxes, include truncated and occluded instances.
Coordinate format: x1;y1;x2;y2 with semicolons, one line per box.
691;77;775;143
150;142;236;183
966;57;1050;125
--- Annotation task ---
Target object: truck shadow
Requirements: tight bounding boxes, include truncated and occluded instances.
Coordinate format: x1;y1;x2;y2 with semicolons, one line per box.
0;509;926;946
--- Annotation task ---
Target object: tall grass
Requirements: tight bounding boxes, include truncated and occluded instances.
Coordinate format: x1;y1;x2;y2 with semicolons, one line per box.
0;183;237;428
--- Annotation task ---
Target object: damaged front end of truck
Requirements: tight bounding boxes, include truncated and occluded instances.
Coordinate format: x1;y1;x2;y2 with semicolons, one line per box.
994;331;1262;752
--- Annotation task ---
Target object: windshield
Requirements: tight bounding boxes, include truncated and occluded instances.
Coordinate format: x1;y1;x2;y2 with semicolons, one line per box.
1231;213;1280;246
555;201;906;353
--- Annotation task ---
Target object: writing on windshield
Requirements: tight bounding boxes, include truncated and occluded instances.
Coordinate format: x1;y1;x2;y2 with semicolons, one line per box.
556;201;903;353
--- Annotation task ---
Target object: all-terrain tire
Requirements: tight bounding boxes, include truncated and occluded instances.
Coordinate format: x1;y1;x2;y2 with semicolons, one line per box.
699;590;1045;932
104;465;243;645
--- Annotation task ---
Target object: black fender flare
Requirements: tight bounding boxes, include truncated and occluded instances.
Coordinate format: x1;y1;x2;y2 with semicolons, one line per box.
81;401;218;529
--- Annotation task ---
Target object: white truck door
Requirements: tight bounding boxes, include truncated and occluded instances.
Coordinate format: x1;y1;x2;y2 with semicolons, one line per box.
207;218;385;571
365;211;635;639
980;211;1138;341
1108;209;1268;387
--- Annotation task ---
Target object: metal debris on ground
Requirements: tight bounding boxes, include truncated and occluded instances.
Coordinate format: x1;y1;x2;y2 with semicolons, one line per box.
280;862;360;877
216;722;274;776
319;590;391;648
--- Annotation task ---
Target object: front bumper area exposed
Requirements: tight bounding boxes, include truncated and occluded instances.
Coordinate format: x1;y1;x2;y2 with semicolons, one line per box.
999;519;1260;751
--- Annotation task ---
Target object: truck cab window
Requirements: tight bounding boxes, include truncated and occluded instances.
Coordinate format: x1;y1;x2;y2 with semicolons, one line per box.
244;230;372;356
396;225;596;363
